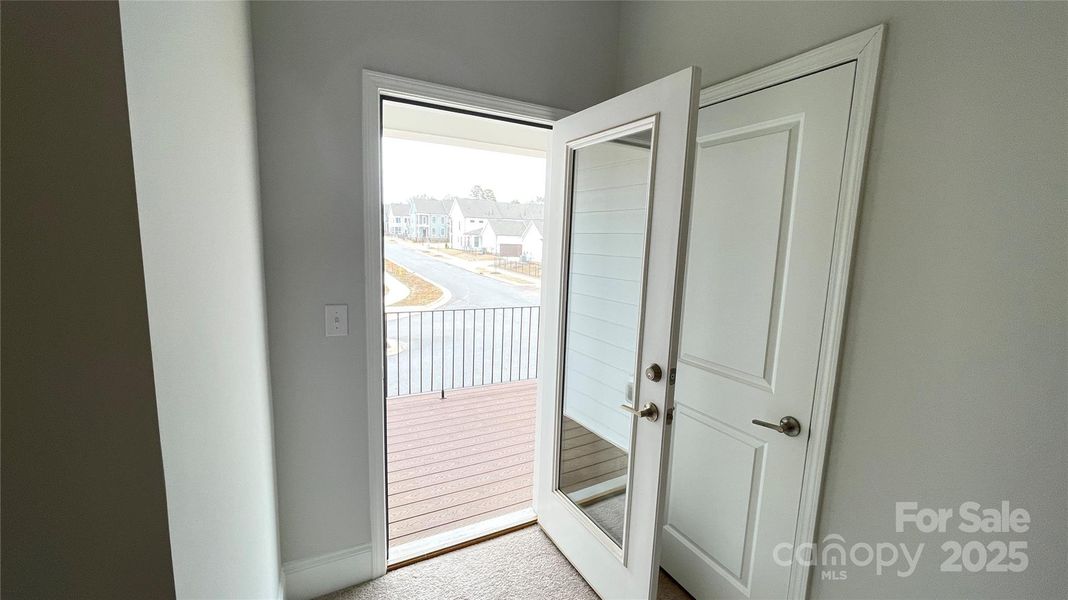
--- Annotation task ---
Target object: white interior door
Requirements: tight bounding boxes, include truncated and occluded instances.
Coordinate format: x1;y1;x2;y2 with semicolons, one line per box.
535;67;700;600
660;63;857;599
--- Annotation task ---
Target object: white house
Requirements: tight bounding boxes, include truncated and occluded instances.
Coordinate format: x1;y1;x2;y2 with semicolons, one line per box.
449;198;544;250
408;197;448;241
496;201;543;222
520;220;543;262
384;203;410;237
482;219;527;257
460;225;484;250
448;197;496;248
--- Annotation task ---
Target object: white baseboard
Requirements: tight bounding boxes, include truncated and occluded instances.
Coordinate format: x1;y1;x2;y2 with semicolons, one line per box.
283;543;374;600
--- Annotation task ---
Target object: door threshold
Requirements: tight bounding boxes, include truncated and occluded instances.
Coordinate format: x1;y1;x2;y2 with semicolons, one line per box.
388;507;537;570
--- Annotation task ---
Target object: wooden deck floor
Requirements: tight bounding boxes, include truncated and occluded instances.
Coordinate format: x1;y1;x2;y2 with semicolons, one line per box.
386;380;537;548
560;416;628;496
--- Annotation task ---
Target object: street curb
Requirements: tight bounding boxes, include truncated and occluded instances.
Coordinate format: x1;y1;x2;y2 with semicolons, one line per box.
383;272;411;307
385;271;452;313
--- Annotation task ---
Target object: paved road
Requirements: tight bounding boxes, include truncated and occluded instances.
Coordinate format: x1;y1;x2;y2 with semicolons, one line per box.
384;242;539;309
383;242;541;397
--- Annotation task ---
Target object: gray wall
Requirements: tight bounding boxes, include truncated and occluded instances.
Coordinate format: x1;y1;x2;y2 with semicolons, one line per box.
618;2;1067;598
0;2;176;597
119;2;282;598
249;0;620;567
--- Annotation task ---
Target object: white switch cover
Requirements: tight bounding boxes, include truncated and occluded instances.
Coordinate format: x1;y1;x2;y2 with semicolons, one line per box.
325;304;348;337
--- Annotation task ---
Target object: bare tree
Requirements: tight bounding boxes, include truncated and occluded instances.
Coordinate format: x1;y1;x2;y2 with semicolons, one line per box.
470;185;496;201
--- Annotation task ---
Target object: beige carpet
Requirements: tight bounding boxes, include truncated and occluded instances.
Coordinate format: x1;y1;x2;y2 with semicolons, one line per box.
317;525;693;600
582;493;626;544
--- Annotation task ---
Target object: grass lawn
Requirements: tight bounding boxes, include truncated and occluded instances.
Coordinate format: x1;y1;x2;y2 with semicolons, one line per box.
385;259;443;307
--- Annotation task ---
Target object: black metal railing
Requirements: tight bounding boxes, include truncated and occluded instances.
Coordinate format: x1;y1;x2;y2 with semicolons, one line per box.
384;306;540;398
492;257;542;279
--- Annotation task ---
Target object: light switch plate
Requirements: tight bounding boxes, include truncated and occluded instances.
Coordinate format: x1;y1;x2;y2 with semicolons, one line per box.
325;304;348;337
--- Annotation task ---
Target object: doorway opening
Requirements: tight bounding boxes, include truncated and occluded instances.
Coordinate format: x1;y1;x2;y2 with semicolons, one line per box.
379;96;550;565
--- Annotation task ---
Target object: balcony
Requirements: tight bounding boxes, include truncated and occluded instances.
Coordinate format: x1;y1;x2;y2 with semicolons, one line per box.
386;380;536;554
385;307;540;560
383;305;633;562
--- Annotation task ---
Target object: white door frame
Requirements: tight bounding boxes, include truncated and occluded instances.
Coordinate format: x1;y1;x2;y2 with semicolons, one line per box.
362;21;881;585
694;25;884;598
360;70;568;576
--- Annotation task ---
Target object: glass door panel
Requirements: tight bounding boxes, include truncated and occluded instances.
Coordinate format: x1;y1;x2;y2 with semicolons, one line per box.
557;125;655;548
535;66;700;600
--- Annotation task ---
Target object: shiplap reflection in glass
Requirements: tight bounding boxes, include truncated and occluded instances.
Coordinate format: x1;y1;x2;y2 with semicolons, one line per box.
557;127;653;548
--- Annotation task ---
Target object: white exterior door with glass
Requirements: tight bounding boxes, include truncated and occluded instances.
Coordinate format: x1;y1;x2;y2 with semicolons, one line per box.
535;67;701;600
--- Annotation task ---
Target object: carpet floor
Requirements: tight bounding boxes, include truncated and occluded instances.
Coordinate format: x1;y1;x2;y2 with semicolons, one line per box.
582;493;626;544
317;525;693;600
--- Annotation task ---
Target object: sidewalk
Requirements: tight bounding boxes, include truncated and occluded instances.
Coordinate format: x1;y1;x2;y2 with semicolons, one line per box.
383;272;410;307
421;247;541;288
391;277;452;312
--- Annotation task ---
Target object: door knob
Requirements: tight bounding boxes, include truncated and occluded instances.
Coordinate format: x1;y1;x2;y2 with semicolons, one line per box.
645;364;663;382
619;402;659;422
752;416;801;437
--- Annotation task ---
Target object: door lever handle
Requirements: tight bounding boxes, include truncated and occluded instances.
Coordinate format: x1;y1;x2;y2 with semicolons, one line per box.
752;416;801;437
619;402;659;422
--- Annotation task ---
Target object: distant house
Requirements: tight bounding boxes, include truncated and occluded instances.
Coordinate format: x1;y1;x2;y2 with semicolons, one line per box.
461;225;484;250
384;203;410;237
408;197;449;241
483;219;528;257
521;220;543;262
449;198;544;250
448;198;496;249
497;201;543;222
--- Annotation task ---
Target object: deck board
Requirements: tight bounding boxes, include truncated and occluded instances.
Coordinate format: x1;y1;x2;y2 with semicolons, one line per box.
386;380;537;548
385;380;628;550
559;416;628;495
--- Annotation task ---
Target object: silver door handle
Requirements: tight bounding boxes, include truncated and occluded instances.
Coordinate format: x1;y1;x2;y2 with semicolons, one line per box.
619;402;659;422
752;416;801;437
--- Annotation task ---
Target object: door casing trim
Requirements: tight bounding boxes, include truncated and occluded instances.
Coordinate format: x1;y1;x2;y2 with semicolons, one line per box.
362;21;883;587
696;24;885;599
361;70;568;577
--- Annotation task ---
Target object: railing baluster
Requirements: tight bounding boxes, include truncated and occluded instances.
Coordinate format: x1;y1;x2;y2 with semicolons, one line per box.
450;311;456;392
423;311;427;392
424;312;428;394
414;313;418;392
533;308;540;378
512;305;521;380
406;312;411;395
490;308;496;384
478;308;482;385
525;307;532;380
390;313;395;397
439;311;445;398
462;309;467;388
428;311;431;393
516;307;522;380
385;305;539;398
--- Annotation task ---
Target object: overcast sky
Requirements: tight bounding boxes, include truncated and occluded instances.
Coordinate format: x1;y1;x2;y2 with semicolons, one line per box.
382;137;546;206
